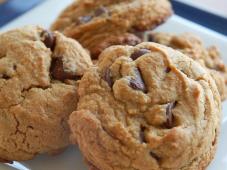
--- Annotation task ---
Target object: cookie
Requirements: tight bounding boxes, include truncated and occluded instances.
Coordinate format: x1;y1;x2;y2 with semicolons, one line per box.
51;0;172;59
87;32;141;59
69;42;221;170
0;26;92;161
149;32;227;101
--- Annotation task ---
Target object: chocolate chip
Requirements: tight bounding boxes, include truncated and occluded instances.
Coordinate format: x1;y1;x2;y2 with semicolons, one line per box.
139;125;146;143
2;74;10;80
130;49;150;61
78;15;93;24
148;33;154;42
50;57;80;81
95;6;108;16
166;102;177;128
165;67;171;73
103;68;113;87
41;30;56;51
150;151;161;161
13;64;17;70
130;68;147;93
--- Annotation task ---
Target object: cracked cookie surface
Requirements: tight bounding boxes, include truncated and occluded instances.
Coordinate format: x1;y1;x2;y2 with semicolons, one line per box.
69;42;221;170
0;26;92;161
149;32;227;101
51;0;172;59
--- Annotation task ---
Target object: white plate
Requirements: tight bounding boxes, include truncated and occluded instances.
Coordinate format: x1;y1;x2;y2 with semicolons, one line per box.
0;0;227;169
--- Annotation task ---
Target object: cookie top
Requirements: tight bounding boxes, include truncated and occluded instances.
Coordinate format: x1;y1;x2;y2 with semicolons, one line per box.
0;26;92;161
51;0;172;58
150;32;227;101
69;42;221;170
87;32;141;58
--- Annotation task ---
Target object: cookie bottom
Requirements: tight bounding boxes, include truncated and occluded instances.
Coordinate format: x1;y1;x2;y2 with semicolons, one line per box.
85;144;217;170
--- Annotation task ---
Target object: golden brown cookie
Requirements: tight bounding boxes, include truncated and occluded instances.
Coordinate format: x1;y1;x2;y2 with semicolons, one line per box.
0;26;92;161
69;42;221;170
87;32;141;59
150;32;227;101
51;0;172;59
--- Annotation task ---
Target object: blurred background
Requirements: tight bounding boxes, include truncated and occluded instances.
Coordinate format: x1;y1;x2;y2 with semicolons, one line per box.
176;0;227;18
0;0;227;35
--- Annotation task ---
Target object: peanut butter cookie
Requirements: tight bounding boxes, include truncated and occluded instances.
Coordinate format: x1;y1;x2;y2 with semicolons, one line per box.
51;0;172;59
69;42;221;170
0;26;92;161
88;32;141;59
150;32;227;101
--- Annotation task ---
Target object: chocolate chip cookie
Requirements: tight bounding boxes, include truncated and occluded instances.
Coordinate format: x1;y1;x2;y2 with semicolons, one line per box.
0;26;92;161
51;0;172;59
69;42;221;170
149;32;227;101
87;32;141;59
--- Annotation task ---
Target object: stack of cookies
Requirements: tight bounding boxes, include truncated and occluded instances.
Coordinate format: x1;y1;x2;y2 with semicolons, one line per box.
0;0;225;170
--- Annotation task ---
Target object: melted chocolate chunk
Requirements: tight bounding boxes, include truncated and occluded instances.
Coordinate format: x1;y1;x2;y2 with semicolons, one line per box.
150;151;161;161
103;69;113;87
78;15;93;24
165;67;171;73
130;49;150;61
41;30;56;51
95;6;108;16
2;74;10;80
139;126;146;143
50;57;80;81
130;68;147;93
13;64;17;70
166;102;177;128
